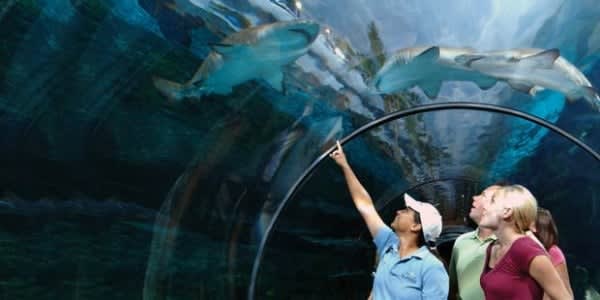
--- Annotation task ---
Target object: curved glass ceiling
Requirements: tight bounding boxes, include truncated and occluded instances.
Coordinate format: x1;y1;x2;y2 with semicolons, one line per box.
253;107;600;299
0;0;599;299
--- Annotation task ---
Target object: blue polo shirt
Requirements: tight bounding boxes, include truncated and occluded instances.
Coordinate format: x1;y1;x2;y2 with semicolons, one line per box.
372;227;448;300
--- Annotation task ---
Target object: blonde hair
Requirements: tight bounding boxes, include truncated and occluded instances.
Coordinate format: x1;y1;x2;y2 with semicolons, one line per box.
493;185;538;233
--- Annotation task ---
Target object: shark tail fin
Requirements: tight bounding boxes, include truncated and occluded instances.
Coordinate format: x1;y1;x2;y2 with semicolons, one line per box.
152;77;187;103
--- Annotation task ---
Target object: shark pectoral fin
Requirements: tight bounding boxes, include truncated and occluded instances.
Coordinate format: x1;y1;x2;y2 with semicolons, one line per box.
209;43;246;56
415;46;441;63
519;49;560;68
455;54;485;66
153;76;187;102
529;86;542;96
476;78;498;90
264;71;285;93
421;81;442;99
507;80;535;95
529;86;545;97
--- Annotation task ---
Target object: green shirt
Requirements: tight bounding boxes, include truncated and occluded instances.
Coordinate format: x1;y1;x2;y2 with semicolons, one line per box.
449;229;496;300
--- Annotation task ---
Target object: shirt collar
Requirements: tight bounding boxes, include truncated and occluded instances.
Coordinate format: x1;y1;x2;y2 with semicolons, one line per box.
389;244;429;261
471;228;497;243
411;246;430;259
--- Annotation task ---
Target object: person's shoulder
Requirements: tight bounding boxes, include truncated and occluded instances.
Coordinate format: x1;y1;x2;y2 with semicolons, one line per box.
423;251;446;268
454;229;477;244
422;253;448;278
374;226;396;248
512;236;546;257
375;226;395;241
548;245;566;265
515;235;543;248
549;244;564;255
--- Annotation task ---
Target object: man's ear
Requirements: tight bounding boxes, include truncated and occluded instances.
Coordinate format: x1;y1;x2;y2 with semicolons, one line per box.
410;223;423;233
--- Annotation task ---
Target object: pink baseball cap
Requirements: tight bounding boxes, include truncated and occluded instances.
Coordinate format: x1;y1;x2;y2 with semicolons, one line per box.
404;193;443;243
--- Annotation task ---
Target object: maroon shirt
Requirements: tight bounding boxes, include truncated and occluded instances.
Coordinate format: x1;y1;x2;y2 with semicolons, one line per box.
480;236;547;300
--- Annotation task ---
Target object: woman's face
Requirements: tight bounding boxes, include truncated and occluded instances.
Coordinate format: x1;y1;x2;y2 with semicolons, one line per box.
479;192;505;230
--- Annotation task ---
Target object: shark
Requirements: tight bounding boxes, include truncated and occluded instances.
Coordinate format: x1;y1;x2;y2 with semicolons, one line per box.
455;48;600;110
153;19;320;101
370;46;600;111
369;46;499;98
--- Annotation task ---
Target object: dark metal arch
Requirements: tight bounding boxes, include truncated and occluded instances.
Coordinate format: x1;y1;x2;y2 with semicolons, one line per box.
248;102;600;299
355;176;481;240
378;176;481;210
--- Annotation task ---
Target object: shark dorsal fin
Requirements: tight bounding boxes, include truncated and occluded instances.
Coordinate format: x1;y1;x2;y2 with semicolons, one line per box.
519;49;560;68
415;47;440;62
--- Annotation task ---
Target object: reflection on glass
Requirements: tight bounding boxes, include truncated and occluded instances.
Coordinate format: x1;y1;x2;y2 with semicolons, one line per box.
0;0;598;299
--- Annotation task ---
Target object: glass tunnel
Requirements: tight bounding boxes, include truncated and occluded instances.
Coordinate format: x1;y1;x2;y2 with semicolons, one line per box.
0;0;599;299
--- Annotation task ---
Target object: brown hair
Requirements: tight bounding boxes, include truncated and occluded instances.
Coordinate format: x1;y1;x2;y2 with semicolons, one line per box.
534;208;559;250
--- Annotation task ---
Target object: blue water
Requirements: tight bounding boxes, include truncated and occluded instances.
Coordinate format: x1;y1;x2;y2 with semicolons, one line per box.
0;0;599;299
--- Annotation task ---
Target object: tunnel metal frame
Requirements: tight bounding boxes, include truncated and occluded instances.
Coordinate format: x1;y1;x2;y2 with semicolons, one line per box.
248;102;600;299
377;176;482;211
358;176;482;245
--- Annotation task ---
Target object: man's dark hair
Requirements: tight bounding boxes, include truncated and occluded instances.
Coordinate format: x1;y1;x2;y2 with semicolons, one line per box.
491;179;512;187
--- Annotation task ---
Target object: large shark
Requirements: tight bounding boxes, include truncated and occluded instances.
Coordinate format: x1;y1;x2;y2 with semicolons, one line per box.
153;20;320;101
455;48;600;110
369;46;498;98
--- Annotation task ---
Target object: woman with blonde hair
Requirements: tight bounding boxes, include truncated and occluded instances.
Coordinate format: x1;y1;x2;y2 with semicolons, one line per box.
479;185;572;300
